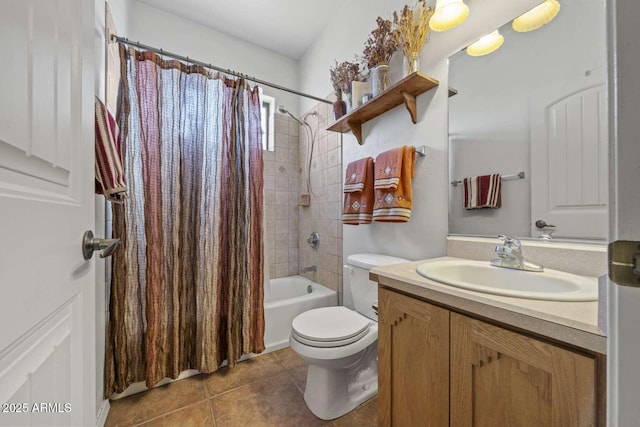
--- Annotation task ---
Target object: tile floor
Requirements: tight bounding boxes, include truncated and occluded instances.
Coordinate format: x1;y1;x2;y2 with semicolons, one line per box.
104;348;377;427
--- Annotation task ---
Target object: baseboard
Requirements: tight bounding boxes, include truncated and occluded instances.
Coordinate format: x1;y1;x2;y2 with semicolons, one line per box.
96;399;110;427
262;340;289;354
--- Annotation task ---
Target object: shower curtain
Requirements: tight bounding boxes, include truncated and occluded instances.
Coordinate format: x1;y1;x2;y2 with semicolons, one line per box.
105;45;264;395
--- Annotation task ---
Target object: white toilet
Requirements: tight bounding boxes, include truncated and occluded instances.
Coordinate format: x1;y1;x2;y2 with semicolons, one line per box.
289;253;409;420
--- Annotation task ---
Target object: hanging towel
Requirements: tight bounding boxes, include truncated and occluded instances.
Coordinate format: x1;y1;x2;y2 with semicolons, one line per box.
373;146;416;222
373;146;405;190
95;97;127;203
344;156;372;193
463;174;502;209
343;157;374;225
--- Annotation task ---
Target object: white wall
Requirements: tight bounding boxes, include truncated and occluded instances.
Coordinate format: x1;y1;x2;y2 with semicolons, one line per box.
449;0;606;238
108;0;131;36
129;1;301;114
298;0;540;262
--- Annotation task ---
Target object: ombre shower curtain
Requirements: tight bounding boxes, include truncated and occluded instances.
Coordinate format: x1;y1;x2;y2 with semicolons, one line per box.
105;45;264;395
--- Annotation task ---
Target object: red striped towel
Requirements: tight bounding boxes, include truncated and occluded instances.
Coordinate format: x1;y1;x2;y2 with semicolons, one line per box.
95;97;127;203
463;174;501;209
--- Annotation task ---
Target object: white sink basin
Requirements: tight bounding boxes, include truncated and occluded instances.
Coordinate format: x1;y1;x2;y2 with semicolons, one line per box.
416;259;598;301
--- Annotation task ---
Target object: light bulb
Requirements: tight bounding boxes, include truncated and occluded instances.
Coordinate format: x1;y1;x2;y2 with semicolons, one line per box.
466;30;504;57
512;0;561;32
429;0;469;32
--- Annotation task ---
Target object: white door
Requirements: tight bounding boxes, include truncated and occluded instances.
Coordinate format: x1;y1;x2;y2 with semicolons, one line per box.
607;0;640;424
0;1;96;426
530;71;608;240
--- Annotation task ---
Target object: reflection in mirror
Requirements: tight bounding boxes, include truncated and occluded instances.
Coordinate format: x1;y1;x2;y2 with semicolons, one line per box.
448;0;607;241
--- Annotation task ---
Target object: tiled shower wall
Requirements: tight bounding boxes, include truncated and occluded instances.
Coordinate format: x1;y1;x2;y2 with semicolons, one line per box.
298;102;343;300
264;115;300;279
264;105;343;300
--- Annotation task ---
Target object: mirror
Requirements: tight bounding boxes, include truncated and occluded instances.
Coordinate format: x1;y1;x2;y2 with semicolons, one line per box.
448;0;607;241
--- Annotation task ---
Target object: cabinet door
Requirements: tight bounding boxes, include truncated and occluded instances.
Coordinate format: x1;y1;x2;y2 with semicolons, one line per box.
450;313;596;427
378;288;450;427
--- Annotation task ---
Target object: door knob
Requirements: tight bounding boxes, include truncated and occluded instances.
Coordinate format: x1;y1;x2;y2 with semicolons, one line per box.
82;230;121;260
535;220;556;229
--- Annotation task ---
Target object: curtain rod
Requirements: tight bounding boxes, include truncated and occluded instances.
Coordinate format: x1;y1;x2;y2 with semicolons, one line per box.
111;35;332;105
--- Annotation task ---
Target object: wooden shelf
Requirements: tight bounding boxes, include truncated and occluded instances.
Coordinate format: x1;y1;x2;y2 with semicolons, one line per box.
327;71;440;145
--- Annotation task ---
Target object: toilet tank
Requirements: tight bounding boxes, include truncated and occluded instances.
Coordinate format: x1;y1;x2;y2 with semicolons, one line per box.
343;253;410;320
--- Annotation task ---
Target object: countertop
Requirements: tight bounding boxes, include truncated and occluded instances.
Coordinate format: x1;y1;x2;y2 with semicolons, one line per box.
370;257;606;354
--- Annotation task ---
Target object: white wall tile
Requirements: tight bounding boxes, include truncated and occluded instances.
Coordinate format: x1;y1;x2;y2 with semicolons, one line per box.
275;191;288;206
264;115;303;279
275;219;289;235
275;248;288;264
275;263;289;277
275;232;288;247
288;119;299;136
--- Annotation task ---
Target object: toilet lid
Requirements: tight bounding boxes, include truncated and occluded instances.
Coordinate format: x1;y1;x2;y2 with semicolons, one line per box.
291;306;371;343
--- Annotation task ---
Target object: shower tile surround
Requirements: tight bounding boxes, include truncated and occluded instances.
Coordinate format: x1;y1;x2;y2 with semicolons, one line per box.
297;102;344;298
264;105;343;298
264;114;301;279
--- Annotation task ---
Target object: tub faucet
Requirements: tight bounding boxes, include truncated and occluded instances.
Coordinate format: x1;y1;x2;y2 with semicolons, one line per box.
300;265;317;273
491;235;543;272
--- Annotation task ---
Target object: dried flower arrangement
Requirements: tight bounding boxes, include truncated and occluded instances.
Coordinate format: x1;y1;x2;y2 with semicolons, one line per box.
393;0;435;58
329;59;364;97
362;17;399;68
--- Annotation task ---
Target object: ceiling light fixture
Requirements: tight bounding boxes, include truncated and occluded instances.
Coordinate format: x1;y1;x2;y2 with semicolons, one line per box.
466;30;505;57
429;0;469;32
512;0;561;32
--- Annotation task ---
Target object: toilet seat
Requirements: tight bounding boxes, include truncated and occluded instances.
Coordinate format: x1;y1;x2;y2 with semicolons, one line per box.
291;306;371;348
292;327;370;348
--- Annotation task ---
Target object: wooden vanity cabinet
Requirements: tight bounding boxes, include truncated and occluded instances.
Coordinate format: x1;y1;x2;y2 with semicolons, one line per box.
378;287;450;426
450;312;596;427
378;288;600;427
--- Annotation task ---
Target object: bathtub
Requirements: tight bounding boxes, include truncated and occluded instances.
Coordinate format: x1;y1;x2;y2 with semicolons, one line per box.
263;275;337;352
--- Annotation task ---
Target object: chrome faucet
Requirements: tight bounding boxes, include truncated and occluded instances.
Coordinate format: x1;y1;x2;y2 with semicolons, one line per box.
306;232;320;249
300;265;317;273
491;235;543;272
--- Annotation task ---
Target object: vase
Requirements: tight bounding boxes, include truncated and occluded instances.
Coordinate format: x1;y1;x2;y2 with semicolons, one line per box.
333;89;347;120
403;52;420;77
370;64;390;97
345;91;353;112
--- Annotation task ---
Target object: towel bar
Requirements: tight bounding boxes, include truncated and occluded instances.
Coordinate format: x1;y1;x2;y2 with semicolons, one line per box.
414;145;427;157
451;171;525;187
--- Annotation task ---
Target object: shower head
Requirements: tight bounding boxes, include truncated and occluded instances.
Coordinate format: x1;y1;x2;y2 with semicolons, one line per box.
301;111;318;121
277;105;289;115
277;105;307;126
